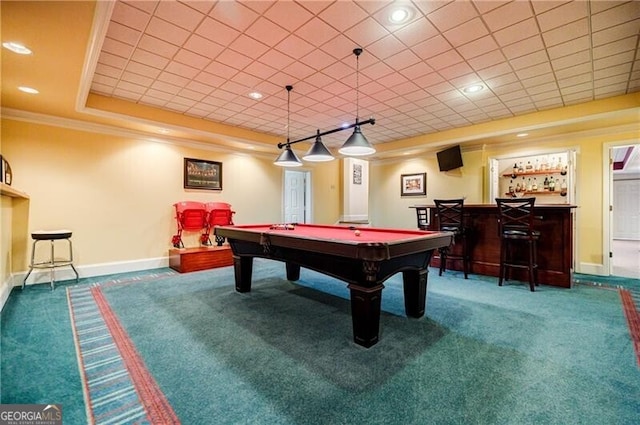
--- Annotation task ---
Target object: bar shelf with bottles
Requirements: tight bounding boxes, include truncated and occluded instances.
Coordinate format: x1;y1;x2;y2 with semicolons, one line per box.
492;152;573;204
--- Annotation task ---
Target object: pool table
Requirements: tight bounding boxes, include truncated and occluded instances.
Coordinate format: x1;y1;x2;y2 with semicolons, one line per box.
214;223;453;348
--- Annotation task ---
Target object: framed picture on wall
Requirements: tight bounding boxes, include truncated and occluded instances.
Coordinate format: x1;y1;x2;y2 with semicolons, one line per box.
184;158;222;190
401;172;426;196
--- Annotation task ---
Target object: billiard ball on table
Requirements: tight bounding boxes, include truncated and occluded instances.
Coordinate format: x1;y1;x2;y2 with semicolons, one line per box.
354;230;361;236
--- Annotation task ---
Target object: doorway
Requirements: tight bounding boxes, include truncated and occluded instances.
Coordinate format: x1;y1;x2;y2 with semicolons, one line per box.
283;169;311;224
606;143;640;279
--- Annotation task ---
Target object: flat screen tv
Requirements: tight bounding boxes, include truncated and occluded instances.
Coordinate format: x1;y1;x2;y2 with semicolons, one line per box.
436;145;463;171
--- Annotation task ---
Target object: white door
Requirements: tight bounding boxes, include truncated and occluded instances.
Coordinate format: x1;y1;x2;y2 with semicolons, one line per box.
284;170;308;224
613;179;640;239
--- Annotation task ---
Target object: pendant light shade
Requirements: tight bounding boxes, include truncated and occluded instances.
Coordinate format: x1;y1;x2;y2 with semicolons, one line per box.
338;125;375;156
302;130;335;162
339;47;375;156
274;145;302;167
273;85;303;167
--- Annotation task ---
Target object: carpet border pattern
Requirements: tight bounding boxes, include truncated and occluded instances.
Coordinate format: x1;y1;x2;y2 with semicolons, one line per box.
67;272;181;425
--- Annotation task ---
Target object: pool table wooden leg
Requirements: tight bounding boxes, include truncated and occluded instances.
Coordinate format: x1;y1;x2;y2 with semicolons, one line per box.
347;283;384;348
402;268;428;318
233;255;253;292
285;262;300;281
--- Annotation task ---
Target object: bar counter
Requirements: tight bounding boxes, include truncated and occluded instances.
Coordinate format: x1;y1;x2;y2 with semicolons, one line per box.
415;204;577;288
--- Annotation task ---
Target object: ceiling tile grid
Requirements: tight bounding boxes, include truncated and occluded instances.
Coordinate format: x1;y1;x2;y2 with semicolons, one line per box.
89;0;640;147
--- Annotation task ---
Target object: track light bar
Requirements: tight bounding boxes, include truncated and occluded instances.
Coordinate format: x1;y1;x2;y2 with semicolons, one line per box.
276;118;376;150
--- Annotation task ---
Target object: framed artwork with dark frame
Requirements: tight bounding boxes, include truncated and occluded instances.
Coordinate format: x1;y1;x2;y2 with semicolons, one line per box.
401;172;426;196
184;158;222;190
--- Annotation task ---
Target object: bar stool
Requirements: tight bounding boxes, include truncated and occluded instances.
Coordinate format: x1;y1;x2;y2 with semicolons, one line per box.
496;198;540;292
434;199;470;279
415;207;429;230
23;230;79;290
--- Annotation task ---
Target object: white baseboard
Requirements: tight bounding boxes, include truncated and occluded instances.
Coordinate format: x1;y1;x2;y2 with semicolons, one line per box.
11;256;170;288
577;262;606;276
0;278;12;312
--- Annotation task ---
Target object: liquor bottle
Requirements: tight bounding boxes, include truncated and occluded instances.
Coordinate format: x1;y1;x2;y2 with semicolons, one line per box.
532;178;538;191
513;163;518;175
535;159;540;171
525;161;533;170
526;178;532;192
509;180;514;195
518;162;524;173
560;179;567;196
543;176;549;191
549;176;555;191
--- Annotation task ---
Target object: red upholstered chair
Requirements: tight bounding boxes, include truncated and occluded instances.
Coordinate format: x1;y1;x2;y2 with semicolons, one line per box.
205;202;235;246
172;201;208;248
496;197;540;291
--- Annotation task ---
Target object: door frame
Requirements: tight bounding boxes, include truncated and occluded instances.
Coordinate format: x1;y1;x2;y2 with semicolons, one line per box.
283;169;312;224
602;139;638;276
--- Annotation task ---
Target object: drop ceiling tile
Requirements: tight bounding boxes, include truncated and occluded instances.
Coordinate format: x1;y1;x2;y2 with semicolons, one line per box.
502;35;545;60
275;34;315;60
146;87;176;100
546;36;590;60
427;1;478;32
426;49;464;71
158;71;189;88
229;35;271;59
318;1;368;32
138;35;180;59
344;17;390;47
542;18;589;47
558;73;592;89
457;35;499;60
551;50;592;70
295;16;340;47
146;17;191;45
411;35;453;60
399;61;435;80
98;51;128;69
392;17;439;48
114;89;143;102
440;61;474;80
111;1;152;30
155;1;205;31
125;61;162;79
204;61;238;79
216;48;253;71
193;71;225;88
195;17;241;46
106;22;141;46
243;17;289;47
594;50;636;70
483;1;533;32
209;1;259;32
468;49;508;71
264;1;314;32
591;1;640;32
367;35;406;60
555;62;591;79
516;62;553;81
510;51;550;72
283;60;317;81
183;34;224;60
174;49;210;69
322;60;354;80
593;20;640;47
537;1;588;32
131;49;169;70
492;18;539;47
443;17;489;47
178;87;207;102
593;37;637;60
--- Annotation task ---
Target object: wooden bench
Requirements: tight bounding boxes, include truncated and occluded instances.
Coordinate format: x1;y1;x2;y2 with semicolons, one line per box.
169;246;233;273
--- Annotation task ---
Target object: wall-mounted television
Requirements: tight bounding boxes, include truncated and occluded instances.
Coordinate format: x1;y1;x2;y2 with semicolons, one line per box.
436;145;463;171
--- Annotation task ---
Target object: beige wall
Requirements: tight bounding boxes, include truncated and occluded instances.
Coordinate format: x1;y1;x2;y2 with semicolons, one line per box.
1;119;313;275
2;115;638;282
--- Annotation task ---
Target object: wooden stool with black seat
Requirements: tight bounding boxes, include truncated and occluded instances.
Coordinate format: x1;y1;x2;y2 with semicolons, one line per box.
434;199;470;279
496;197;540;292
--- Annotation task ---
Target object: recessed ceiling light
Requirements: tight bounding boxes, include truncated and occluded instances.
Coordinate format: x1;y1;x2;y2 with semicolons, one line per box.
463;84;484;94
2;41;32;55
18;86;39;94
248;91;262;100
516;133;529;137
389;7;410;23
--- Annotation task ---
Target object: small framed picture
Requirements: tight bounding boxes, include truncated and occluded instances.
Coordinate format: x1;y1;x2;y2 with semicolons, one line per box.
184;158;222;190
401;172;426;196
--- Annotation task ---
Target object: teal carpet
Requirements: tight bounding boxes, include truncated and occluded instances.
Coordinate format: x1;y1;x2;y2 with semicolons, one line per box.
2;262;640;424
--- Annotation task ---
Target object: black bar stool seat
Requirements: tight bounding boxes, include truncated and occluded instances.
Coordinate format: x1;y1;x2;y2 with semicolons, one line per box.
23;230;79;290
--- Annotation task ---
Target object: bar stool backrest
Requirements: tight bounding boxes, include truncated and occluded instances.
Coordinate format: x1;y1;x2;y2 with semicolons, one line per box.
434;199;465;234
415;207;429;230
495;197;537;237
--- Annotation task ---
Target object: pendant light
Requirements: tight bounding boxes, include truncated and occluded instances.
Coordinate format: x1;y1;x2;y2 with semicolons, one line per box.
339;48;375;156
274;85;303;167
302;129;335;162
